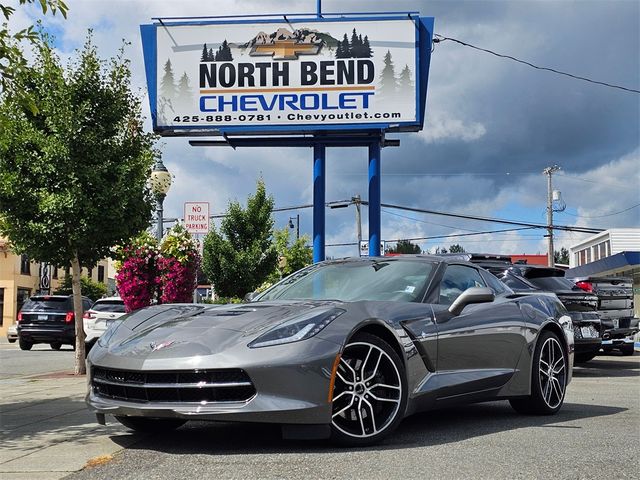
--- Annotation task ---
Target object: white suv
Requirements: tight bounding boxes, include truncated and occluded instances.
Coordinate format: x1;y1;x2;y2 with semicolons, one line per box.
84;297;126;350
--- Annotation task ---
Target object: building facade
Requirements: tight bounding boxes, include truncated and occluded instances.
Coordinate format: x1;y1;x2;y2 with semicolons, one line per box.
0;238;110;337
567;228;640;317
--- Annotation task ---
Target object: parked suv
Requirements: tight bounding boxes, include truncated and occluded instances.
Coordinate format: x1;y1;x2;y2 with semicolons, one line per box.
497;265;602;363
17;295;93;350
84;297;126;351
568;276;638;356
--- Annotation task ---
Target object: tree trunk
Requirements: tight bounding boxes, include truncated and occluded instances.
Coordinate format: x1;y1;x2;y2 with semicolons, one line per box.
71;252;86;375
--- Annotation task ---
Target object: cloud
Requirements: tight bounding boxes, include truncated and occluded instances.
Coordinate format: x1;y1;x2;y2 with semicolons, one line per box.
422;112;487;143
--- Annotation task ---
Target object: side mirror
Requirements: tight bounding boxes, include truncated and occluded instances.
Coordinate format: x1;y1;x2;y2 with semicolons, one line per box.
243;291;258;303
448;287;495;316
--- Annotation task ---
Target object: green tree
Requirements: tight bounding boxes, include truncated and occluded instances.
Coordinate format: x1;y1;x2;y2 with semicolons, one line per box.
270;227;312;281
0;36;157;373
202;180;277;298
54;274;107;301
554;247;570;264
448;243;466;253
0;0;68;113
388;239;421;254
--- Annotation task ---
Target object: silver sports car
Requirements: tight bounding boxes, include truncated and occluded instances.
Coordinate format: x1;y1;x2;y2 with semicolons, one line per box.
86;256;574;446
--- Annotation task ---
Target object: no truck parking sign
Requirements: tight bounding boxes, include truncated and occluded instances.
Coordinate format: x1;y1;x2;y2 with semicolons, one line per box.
184;202;210;234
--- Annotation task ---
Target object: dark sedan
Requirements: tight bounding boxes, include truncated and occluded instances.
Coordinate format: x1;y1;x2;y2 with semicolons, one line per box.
87;256;573;446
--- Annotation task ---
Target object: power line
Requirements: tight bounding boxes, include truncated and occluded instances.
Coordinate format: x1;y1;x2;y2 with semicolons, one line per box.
433;34;640;95
325;226;540;247
208;199;604;234
374;201;603;234
560;203;640;218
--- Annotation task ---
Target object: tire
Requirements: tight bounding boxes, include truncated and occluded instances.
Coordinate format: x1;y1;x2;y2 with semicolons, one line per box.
50;342;62;351
619;344;635;356
19;338;33;351
510;330;567;415
574;351;597;363
114;416;186;433
330;332;407;446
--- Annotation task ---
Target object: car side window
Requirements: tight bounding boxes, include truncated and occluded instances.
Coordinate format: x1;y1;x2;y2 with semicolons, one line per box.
480;270;510;295
438;265;486;306
499;273;532;291
83;299;93;311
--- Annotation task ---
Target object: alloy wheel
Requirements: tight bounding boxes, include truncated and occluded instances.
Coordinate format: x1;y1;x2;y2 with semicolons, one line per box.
538;336;566;409
331;341;403;439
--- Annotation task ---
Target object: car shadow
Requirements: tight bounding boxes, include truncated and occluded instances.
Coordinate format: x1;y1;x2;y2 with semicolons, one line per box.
573;353;639;378
108;400;625;454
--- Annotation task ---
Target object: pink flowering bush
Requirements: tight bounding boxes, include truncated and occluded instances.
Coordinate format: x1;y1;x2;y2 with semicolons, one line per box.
114;233;159;312
114;227;200;310
158;225;200;303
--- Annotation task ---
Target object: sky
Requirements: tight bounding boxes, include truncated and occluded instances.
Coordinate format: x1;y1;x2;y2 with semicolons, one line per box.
8;0;640;258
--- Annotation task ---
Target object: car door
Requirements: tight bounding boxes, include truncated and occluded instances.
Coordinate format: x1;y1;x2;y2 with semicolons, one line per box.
433;264;526;399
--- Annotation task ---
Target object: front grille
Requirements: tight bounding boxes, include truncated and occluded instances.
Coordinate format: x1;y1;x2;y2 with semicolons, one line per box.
92;367;255;404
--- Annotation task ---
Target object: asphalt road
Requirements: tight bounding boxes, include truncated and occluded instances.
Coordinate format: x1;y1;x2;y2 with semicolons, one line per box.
58;352;639;480
0;341;77;378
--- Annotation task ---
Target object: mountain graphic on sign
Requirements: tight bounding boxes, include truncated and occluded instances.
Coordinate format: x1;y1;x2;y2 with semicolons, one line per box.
241;27;339;60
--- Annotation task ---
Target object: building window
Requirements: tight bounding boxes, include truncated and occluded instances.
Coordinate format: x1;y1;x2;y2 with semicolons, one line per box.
605;240;611;257
98;265;105;283
586;248;591;263
0;288;4;326
20;255;31;275
87;267;93;280
17;288;30;318
593;245;600;262
52;266;58;280
579;250;586;266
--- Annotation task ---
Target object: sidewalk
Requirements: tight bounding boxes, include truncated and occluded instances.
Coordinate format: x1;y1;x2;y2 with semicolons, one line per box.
0;340;139;479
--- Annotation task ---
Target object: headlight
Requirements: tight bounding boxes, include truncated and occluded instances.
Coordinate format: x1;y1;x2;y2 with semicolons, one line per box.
248;308;345;348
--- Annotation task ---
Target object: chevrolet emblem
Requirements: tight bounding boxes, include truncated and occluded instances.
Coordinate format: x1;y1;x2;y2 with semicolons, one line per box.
250;41;321;60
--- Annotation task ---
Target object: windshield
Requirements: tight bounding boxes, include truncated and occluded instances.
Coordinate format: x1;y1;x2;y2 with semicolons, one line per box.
21;298;68;311
92;301;126;313
257;259;435;302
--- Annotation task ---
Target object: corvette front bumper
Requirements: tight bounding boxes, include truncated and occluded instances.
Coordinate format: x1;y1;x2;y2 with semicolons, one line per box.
86;335;341;425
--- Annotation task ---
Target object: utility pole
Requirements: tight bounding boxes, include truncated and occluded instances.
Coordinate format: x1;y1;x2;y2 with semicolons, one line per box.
543;165;561;267
352;194;362;245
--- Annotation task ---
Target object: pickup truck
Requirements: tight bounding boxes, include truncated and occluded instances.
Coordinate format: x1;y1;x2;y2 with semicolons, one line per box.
498;265;602;363
568;276;638;356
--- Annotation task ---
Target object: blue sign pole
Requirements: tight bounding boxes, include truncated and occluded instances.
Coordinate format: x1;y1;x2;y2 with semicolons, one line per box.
368;138;381;257
313;144;326;263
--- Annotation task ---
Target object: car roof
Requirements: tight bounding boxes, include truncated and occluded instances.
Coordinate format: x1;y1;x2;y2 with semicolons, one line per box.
30;294;91;300
93;296;123;303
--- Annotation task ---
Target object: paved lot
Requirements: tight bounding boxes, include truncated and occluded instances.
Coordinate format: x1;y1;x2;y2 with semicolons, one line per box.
1;339;638;480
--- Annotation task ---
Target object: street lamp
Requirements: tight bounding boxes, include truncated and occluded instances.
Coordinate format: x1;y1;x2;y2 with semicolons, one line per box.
150;158;172;243
288;214;300;240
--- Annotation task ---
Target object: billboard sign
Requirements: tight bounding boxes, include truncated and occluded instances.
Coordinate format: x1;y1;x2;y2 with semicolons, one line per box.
184;202;210;234
140;16;433;135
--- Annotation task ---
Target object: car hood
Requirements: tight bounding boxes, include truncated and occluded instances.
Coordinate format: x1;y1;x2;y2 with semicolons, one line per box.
99;300;342;359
